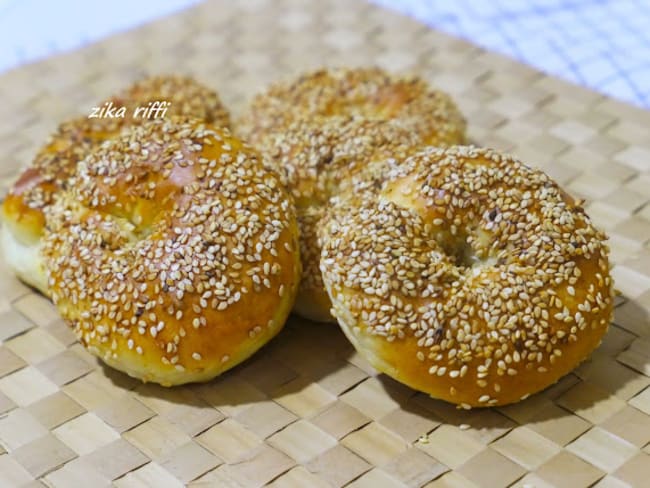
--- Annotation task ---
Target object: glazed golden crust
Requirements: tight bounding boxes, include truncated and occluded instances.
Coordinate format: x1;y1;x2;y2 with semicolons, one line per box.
2;75;230;247
110;75;231;128
320;146;613;407
3;118;120;246
256;116;423;322
238;67;466;147
42;118;300;385
238;67;467;322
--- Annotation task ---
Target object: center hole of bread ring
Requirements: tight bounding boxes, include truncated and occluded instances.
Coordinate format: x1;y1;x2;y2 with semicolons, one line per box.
435;230;479;269
383;182;498;273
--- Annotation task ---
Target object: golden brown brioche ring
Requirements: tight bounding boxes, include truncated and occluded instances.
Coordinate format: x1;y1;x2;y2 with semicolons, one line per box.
238;67;467;322
42;118;300;385
1;75;230;294
238;67;466;147
320;146;613;407
110;75;230;127
263;116;422;323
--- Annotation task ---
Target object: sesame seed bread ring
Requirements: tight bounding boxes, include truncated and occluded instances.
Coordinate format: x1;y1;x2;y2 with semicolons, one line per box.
238;67;466;147
112;75;231;127
263;116;422;323
1;75;230;294
42;118;301;386
320;146;614;407
238;67;467;322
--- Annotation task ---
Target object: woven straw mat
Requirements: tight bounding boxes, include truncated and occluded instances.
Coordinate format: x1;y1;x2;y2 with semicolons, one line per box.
0;0;650;486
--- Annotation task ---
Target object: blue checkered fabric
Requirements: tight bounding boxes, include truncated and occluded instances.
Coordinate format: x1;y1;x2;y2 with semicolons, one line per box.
371;0;650;108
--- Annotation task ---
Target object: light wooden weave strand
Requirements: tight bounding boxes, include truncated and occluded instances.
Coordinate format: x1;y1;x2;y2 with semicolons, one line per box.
1;0;650;486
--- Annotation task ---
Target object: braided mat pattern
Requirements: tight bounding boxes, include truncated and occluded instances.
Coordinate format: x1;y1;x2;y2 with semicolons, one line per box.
1;0;650;486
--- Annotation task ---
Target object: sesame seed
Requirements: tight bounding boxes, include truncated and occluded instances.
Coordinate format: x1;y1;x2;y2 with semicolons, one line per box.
316;145;612;406
40;113;298;385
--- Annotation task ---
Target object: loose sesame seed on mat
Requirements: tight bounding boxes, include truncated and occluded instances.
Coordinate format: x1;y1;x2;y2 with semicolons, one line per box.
1;0;650;487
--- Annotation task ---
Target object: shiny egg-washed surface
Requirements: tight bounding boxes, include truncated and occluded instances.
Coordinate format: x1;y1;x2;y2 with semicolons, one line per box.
320;145;613;407
1;75;230;293
43;118;301;385
238;67;467;322
4;75;230;243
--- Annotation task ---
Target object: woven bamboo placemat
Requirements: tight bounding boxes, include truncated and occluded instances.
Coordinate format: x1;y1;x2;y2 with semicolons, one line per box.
1;0;650;486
